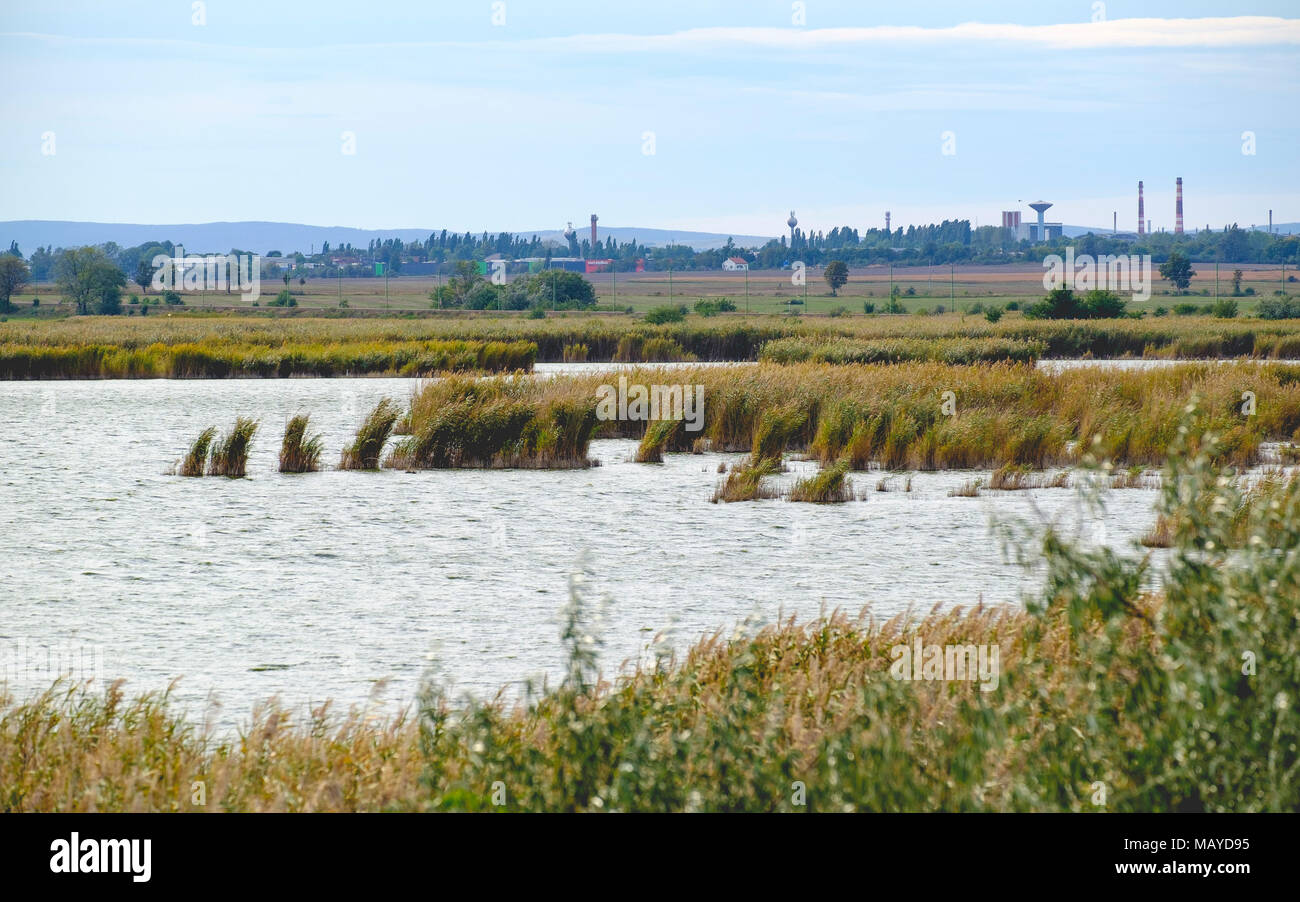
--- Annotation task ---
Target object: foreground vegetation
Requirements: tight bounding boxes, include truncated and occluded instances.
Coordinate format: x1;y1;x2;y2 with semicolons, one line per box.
3;429;1296;812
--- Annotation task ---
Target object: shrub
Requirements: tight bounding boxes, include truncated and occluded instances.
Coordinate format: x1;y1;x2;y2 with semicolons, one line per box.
644;305;687;325
163;290;182;305
984;306;1004;323
1211;298;1239;319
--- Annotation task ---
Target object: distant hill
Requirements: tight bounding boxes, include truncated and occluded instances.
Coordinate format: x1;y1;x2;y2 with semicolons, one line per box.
0;220;777;255
1064;223;1300;237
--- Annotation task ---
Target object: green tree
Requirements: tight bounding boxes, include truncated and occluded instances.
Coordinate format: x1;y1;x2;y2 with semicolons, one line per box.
135;256;157;297
1159;251;1196;293
823;260;849;296
1231;269;1244;296
0;254;31;313
55;247;126;315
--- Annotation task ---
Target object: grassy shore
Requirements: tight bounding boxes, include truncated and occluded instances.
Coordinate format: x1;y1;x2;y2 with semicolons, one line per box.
3;432;1296;812
6;313;1300;377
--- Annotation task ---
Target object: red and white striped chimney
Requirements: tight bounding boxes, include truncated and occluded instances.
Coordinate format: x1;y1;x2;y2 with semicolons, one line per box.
1175;178;1184;234
1137;181;1145;235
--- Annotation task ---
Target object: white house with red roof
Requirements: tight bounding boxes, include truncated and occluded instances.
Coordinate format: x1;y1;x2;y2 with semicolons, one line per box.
722;256;749;271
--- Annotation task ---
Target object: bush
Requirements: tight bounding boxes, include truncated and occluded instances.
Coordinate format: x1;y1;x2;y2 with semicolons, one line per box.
693;298;736;317
1005;301;1019;311
1210;298;1238;319
163;290;182;305
1153;306;1168;317
270;289;297;308
984;306;1004;323
862;301;875;314
1257;297;1300;319
644;305;687;325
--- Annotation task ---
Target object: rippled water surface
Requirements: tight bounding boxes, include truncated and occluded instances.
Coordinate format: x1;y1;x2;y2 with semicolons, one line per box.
1;375;1169;725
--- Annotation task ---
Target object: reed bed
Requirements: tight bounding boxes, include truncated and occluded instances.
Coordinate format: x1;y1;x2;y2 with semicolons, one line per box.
208;418;259;477
339;399;402;470
424;361;1300;471
788;459;856;502
6;431;1299;812
759;335;1045;366
174;426;217;477
0;332;535;378
8;314;1300;377
279;415;323;473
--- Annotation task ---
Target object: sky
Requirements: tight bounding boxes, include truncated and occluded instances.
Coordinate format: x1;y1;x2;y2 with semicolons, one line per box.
2;0;1297;238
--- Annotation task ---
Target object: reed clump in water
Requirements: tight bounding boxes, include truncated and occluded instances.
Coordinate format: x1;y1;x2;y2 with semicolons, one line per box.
788;459;855;503
987;464;1070;490
175;426;217;477
340;399;402;470
208;418;259;477
634;420;681;463
390;375;599;469
711;457;781;503
279;414;324;473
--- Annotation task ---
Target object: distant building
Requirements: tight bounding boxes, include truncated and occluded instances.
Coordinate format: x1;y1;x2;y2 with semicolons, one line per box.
722;256;750;271
1000;211;1022;230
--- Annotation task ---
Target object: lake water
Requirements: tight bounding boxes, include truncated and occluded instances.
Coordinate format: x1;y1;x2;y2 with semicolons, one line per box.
1;374;1171;727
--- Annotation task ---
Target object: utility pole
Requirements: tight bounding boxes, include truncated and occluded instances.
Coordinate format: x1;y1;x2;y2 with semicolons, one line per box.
950;263;955;305
745;269;749;313
1215;262;1219;301
889;263;893;310
611;261;616;308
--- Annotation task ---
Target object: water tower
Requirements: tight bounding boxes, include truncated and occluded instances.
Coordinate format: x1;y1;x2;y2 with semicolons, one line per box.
1028;201;1053;241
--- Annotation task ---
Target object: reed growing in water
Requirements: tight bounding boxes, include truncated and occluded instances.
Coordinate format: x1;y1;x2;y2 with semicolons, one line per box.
176;426;217;477
634;419;681;463
389;375;599;469
208;418;259;477
339;399;402;470
710;458;781;503
788;459;855;502
279;415;323;473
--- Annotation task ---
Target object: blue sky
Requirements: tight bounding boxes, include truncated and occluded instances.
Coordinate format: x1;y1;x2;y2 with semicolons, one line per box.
2;1;1297;237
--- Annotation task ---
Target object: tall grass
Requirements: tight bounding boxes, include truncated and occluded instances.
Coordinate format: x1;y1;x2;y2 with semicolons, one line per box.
279;415;323;473
7;424;1300;811
760;335;1045;365
175;426;217;477
208;418;259;477
339;399;402;470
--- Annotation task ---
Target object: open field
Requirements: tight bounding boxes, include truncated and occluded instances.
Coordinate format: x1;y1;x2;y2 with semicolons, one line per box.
7;262;1294;316
4;443;1296;812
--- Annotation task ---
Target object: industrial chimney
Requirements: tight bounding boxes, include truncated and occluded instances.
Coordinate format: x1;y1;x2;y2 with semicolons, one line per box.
1138;181;1145;235
885;211;891;234
589;214;598;254
1175;178;1184;234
